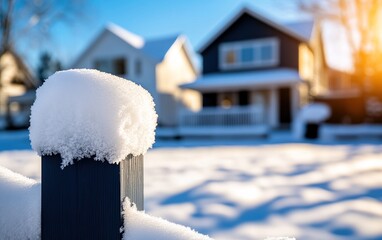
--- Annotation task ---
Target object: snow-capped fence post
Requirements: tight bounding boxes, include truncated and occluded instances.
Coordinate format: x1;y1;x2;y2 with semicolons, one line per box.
30;70;157;240
299;103;330;140
41;154;144;239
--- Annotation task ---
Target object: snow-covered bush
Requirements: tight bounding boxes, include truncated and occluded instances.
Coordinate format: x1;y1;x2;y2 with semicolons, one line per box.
29;69;157;168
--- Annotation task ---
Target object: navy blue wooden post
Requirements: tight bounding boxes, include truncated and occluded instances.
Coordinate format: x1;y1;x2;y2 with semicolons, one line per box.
41;154;143;240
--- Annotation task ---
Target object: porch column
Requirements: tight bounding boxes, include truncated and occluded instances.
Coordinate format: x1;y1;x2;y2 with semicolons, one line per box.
291;84;299;121
269;88;279;128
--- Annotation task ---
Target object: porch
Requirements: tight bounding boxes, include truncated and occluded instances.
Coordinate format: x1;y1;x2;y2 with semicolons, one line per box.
178;106;269;136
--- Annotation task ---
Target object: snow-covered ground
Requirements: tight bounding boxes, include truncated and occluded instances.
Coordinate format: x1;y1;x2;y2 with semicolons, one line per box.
1;131;382;240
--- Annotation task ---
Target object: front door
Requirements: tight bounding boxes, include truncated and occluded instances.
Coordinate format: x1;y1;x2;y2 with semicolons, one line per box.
278;87;291;126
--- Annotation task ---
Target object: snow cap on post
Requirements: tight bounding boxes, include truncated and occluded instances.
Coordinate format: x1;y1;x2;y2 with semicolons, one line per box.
29;69;157;168
300;103;331;123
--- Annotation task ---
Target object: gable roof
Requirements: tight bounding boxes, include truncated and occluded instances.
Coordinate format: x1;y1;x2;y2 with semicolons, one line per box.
106;23;178;62
0;50;39;88
198;6;312;53
107;24;197;71
73;23;197;73
285;20;314;42
142;35;179;62
106;23;145;49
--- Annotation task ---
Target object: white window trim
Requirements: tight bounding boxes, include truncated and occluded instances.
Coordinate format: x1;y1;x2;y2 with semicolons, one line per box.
219;38;280;70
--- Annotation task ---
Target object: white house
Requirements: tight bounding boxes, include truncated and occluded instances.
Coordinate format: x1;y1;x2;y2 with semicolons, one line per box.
73;24;201;133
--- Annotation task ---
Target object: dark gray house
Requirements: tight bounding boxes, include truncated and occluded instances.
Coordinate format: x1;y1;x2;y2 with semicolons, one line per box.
180;7;314;136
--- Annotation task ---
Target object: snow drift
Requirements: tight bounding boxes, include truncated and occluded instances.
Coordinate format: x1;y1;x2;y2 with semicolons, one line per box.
122;198;212;240
29;69;157;168
0;166;40;240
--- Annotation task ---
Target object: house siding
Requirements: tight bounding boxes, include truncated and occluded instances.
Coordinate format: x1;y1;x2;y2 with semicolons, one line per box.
201;13;300;74
73;30;159;120
156;43;200;126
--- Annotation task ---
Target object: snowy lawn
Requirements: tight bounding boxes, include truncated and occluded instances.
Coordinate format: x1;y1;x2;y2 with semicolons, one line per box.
1;135;382;239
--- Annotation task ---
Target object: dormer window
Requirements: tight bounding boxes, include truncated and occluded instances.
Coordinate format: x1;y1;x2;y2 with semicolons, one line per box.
219;38;279;70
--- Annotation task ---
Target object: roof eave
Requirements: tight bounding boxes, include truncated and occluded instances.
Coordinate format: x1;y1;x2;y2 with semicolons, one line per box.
71;27;109;68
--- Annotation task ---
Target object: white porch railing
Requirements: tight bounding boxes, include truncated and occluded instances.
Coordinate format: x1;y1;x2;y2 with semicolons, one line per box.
179;106;265;127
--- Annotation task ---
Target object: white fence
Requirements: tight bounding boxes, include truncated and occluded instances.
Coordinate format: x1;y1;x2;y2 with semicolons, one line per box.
179;106;265;127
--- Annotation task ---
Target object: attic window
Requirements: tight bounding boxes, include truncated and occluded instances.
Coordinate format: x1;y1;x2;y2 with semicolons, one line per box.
94;58;127;75
219;38;279;70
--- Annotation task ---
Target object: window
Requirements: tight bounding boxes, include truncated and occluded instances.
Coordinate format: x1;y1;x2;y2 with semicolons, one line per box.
94;59;112;73
219;92;236;109
241;47;254;63
219;38;279;70
225;50;236;64
202;93;218;107
94;57;127;75
135;60;142;76
114;58;126;75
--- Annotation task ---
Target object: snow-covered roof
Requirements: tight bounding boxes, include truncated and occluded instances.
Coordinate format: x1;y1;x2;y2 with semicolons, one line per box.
142;35;179;62
285;20;314;42
321;20;353;72
181;68;302;92
106;24;179;62
29;69;157;168
106;23;145;49
198;6;310;53
73;23;197;72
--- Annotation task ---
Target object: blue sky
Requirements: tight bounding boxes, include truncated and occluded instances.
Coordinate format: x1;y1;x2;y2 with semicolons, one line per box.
34;0;309;68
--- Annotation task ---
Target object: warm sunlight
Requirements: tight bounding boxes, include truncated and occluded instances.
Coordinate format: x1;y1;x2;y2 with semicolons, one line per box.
2;1;382;240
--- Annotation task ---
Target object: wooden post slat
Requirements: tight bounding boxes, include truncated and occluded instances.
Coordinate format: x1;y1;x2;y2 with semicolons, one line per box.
41;154;144;240
120;155;144;210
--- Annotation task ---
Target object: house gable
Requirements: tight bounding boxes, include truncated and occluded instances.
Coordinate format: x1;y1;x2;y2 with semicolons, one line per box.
73;27;159;105
155;35;200;125
72;24;201;127
73;28;155;69
201;11;303;74
0;51;38;89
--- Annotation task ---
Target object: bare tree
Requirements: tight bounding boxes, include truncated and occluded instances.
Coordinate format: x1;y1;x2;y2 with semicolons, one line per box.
299;0;382;120
0;0;87;127
1;0;87;53
300;0;382;87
